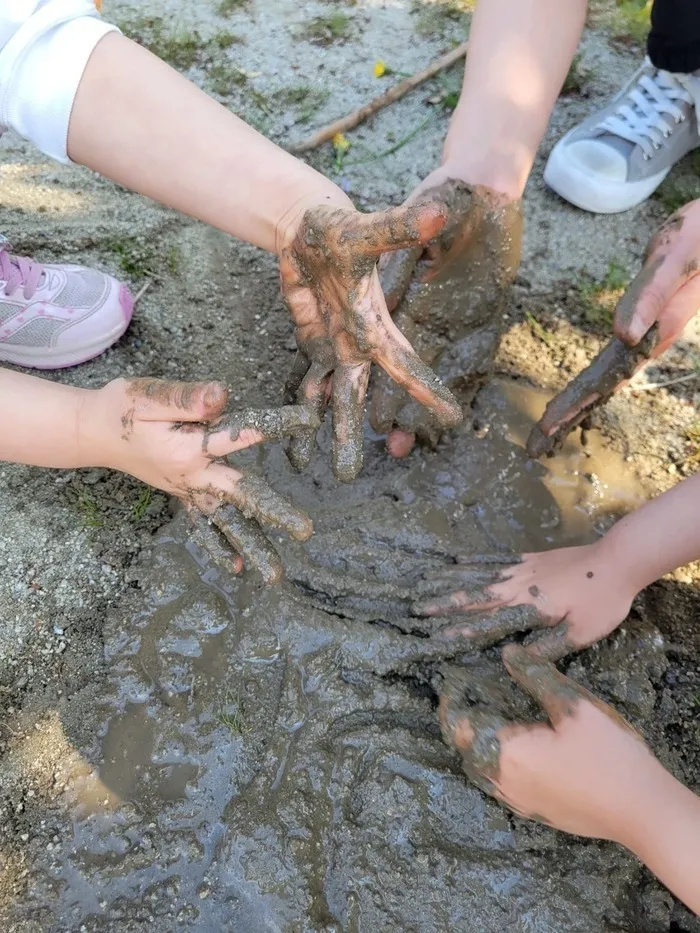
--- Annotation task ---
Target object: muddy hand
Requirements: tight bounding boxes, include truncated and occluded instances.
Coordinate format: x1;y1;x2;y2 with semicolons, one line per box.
528;200;700;458
615;200;700;349
526;325;658;458
370;176;522;457
279;200;463;482
439;644;655;839
413;545;635;660
97;377;317;584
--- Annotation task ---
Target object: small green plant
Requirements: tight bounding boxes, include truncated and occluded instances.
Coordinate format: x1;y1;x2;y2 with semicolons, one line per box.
214;30;244;49
299;12;354;45
654;152;700;214
217;0;249;16
130;486;152;523
77;492;103;529
108;236;158;279
413;0;472;38
525;311;555;347
117;17;202;70
166;245;181;275
561;53;592;96
215;689;248;735
578;260;629;330
609;0;652;47
206;61;248;95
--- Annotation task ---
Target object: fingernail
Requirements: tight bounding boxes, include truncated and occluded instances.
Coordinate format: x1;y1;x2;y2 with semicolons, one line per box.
203;382;227;409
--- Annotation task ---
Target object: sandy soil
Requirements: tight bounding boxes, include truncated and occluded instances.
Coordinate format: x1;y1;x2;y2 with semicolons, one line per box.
1;1;700;930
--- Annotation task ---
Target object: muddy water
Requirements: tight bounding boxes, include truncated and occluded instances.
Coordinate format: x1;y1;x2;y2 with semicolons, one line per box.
17;380;673;933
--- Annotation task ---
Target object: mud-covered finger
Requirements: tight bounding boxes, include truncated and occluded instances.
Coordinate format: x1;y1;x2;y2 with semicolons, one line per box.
286;361;332;472
417;566;507;592
227;473;313;541
355;200;448;258
374;336;462;429
378;246;421;313
438;604;546;649
283;350;311;406
205;405;321;456
526;326;659;458
211;503;284;585
369;364;409;435
187;508;243;575
523;620;576;662
331;361;371;482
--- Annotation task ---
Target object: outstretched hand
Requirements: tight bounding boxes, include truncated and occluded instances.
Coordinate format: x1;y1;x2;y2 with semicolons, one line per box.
279;199;464;481
92;377;318;583
413;545;635;660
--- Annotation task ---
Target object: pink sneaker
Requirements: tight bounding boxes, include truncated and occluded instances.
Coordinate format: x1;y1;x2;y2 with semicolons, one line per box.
0;237;134;370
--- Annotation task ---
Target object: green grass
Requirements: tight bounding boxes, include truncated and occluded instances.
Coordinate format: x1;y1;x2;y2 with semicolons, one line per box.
413;0;472;38
214;30;244;49
215;689;248;735
654;151;700;214
206;60;248;95
130;486;152;523
299;12;354;44
117;17;202;70
108;236;158;279
525;311;555;347
76;493;103;529
561;53;592;96
217;0;250;16
578;260;629;330
608;0;652;46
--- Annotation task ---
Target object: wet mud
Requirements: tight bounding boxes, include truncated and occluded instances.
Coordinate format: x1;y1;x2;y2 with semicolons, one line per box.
9;378;688;933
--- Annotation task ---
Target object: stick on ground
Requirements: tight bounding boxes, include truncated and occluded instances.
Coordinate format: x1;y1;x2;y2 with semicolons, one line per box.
289;41;468;154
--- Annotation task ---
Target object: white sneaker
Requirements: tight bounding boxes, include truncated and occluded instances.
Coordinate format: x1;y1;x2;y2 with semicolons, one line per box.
545;59;700;213
0;237;133;370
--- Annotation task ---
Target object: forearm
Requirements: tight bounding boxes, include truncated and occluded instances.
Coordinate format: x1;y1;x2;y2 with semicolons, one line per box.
67;33;351;254
0;369;96;469
442;0;587;197
599;473;700;593
622;765;700;914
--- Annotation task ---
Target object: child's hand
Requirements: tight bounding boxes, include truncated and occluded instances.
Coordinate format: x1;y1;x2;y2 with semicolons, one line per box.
440;645;661;842
614;199;700;352
88;377;319;583
279;200;463;482
369;172;521;458
413;544;636;660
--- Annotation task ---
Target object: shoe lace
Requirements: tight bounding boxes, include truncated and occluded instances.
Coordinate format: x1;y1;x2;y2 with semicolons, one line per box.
598;63;700;160
0;238;45;300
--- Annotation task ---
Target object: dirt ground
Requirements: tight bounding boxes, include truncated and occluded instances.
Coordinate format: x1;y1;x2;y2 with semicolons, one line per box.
1;0;700;931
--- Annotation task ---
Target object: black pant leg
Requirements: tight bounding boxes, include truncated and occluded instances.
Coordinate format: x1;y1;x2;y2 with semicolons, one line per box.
647;0;700;73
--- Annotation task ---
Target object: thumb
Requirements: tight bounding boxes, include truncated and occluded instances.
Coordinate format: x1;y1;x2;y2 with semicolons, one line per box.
127;378;229;423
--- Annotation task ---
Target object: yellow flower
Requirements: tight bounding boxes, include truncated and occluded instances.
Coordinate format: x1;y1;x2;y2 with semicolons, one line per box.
373;60;386;78
332;133;350;154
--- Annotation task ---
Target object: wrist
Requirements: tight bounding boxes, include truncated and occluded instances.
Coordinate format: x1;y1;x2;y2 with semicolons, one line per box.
440;128;526;201
274;183;354;256
76;379;125;471
596;518;656;597
612;756;677;852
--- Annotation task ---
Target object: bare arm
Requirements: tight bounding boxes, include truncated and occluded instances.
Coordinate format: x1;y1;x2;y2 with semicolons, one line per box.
600;472;700;594
443;0;588;197
67;32;350;254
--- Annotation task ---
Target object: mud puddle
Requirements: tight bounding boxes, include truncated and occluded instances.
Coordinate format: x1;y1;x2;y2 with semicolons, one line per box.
13;379;675;932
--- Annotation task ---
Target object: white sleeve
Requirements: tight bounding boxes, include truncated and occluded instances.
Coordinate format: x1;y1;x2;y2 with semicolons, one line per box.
0;0;119;164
